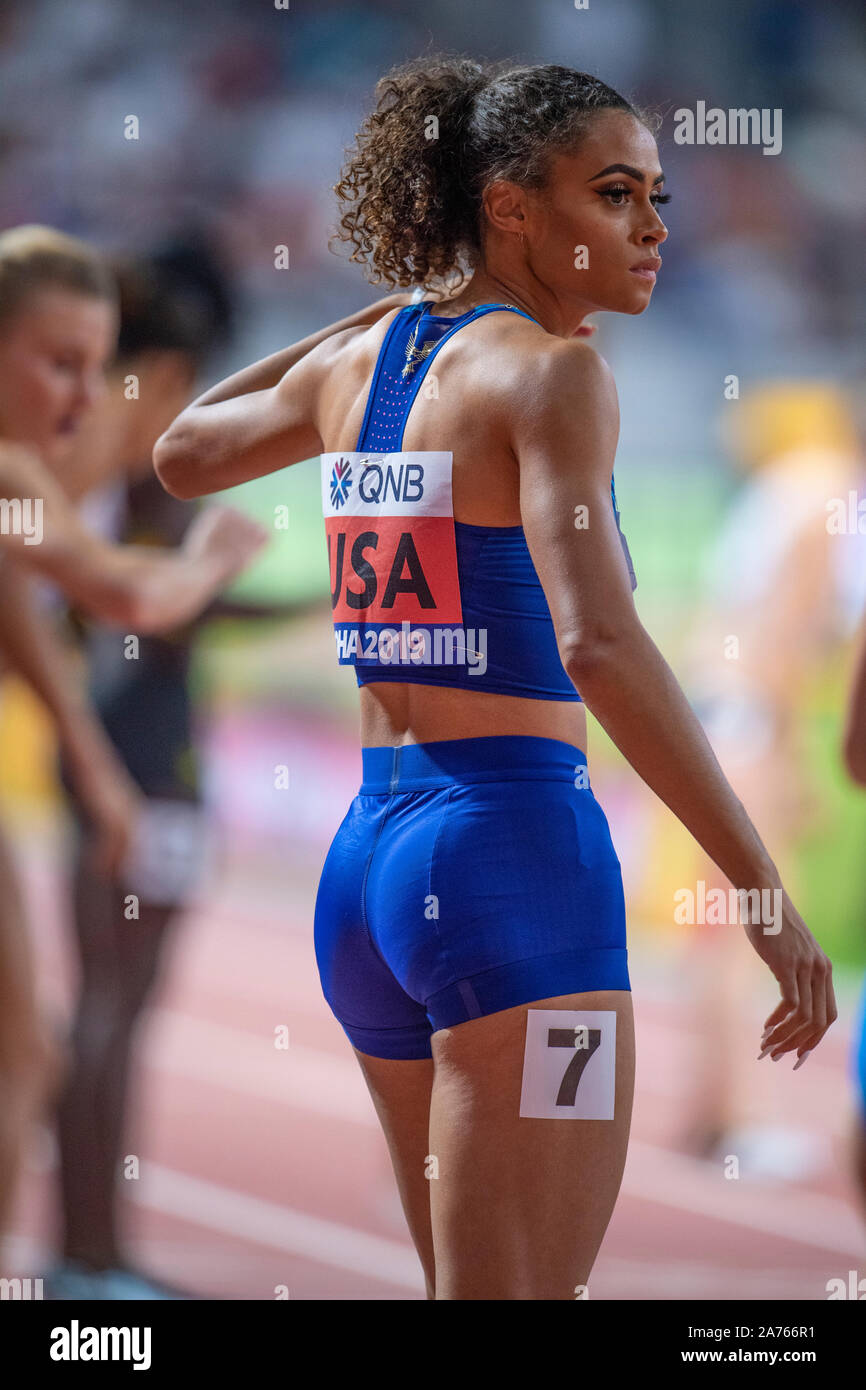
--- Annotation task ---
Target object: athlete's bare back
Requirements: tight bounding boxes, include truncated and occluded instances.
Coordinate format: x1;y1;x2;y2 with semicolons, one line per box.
312;303;589;752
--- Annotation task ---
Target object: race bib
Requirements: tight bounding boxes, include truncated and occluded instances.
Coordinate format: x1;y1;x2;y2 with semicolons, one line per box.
321;452;464;666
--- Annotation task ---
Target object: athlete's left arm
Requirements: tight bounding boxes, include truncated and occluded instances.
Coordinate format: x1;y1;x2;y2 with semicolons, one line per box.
153;291;414;500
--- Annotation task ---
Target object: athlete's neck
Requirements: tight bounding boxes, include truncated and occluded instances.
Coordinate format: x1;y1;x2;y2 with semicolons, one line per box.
433;270;595;340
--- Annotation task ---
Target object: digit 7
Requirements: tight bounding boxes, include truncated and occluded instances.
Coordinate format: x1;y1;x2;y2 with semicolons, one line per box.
547;1027;602;1106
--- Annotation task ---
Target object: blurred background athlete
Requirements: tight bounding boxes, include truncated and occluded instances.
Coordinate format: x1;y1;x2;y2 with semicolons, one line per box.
842;600;866;1217
676;382;863;1173
46;243;325;1299
153;58;836;1299
0;224;266;1273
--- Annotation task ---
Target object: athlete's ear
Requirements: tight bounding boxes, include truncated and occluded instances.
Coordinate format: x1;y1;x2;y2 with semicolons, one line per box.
482;178;529;241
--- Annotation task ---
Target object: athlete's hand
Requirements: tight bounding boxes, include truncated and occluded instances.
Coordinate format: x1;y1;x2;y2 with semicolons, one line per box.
75;758;145;878
743;886;837;1067
181;506;269;585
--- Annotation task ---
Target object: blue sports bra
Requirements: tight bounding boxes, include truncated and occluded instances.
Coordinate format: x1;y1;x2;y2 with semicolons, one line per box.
320;300;637;702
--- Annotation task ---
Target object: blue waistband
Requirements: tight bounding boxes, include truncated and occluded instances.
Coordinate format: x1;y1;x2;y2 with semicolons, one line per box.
359;735;587;793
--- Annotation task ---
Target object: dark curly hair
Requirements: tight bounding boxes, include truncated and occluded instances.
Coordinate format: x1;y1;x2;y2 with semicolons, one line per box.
110;238;233;369
331;54;658;292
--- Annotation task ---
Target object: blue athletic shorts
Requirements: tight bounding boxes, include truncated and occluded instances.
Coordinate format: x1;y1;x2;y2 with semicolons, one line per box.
313;735;630;1060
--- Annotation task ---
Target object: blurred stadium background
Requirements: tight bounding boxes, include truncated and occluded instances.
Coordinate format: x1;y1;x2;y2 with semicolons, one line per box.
1;0;866;1298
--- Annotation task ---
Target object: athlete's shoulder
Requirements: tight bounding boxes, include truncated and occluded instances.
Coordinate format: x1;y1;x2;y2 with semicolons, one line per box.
500;327;618;433
478;308;613;377
312;301;406;371
531;329;615;385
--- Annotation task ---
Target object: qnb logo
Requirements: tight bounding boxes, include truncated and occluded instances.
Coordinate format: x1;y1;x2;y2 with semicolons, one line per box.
50;1320;152;1370
359;462;424;504
328;456;353;510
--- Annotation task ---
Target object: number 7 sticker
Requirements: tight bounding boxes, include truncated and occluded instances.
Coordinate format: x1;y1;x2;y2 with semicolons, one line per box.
518;1010;617;1119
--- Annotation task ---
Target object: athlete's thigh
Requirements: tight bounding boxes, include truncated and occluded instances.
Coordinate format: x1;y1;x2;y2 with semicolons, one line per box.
352;1048;436;1298
428;988;635;1301
0;820;60;1123
0;822;39;1059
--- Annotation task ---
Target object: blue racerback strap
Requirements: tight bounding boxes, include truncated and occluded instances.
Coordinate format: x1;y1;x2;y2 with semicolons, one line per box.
354;301;538;454
354;299;635;588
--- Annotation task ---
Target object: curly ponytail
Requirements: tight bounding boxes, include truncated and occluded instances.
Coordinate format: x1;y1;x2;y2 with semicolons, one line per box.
331;54;655;292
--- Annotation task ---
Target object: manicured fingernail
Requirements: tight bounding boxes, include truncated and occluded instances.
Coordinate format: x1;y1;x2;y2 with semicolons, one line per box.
758;1046;772;1060
771;1052;781;1061
793;1051;811;1071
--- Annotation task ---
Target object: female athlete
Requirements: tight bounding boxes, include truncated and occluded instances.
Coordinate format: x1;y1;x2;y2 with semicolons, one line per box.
154;57;836;1301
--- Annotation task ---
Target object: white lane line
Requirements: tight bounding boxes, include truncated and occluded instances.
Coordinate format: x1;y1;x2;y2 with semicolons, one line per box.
594;1257;825;1299
142;1011;866;1257
145;1011;380;1126
622;1139;866;1257
133;1163;424;1292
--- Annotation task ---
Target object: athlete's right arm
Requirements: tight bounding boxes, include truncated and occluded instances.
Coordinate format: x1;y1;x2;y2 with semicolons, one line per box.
0;444;266;632
154;294;419;499
513;341;835;1063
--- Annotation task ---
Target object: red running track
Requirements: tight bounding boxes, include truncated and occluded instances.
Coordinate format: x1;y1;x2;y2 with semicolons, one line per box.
7;710;866;1300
